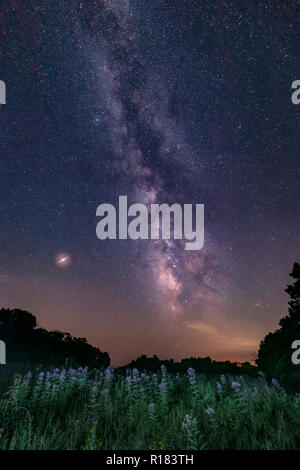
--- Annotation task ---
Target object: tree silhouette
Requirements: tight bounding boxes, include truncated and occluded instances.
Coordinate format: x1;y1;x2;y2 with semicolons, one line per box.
256;263;300;389
122;354;256;375
0;308;110;369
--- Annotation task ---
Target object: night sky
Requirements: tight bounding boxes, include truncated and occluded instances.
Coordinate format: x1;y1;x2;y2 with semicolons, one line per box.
0;1;299;366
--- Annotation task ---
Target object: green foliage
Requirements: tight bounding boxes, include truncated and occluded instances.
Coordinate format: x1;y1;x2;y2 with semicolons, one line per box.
0;366;299;450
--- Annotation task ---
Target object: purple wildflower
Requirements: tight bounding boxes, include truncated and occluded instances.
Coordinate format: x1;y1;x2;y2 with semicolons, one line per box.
231;381;241;390
105;367;114;381
271;378;280;389
159;381;166;391
60;369;66;381
182;414;197;433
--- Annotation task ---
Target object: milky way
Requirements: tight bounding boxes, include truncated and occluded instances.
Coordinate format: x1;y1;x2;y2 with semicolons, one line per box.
0;1;299;365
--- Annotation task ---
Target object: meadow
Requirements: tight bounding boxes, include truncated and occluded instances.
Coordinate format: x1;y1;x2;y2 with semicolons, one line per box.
0;365;299;450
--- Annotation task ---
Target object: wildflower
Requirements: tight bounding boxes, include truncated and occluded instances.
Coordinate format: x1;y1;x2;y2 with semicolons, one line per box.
132;368;139;376
90;385;97;395
187;367;195;377
148;403;157;424
105;367;114;381
59;369;66;381
206;407;215;415
182;414;197;432
220;374;226;384
231;381;241;390
271;378;280;390
216;382;222;390
159;381;166;391
161;364;167;374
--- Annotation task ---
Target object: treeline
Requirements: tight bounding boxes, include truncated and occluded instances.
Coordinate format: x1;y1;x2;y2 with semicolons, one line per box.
0;262;299;387
0;308;256;376
0;308;110;369
256;262;300;391
120;354;256;375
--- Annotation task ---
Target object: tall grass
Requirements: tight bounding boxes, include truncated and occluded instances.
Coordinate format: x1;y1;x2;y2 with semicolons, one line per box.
0;365;299;450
